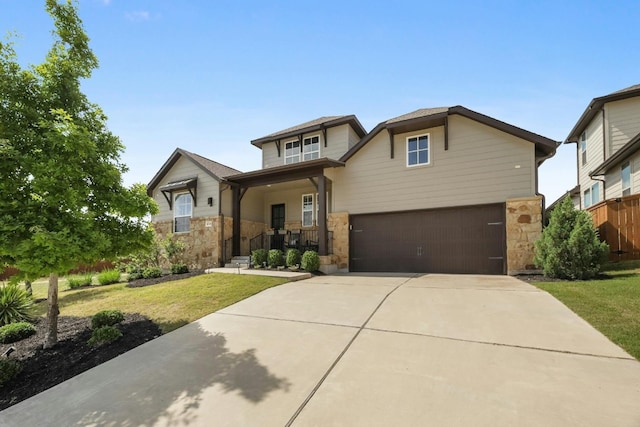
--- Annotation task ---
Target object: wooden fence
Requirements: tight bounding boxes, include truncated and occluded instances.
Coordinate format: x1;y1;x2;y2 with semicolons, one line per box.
588;194;640;261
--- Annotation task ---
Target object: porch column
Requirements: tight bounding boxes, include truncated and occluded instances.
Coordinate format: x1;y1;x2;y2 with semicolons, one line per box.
317;171;328;255
232;185;241;256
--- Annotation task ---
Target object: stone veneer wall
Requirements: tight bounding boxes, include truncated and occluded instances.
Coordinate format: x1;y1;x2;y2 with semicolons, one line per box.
154;217;268;269
505;196;543;274
328;212;349;271
153;217;223;270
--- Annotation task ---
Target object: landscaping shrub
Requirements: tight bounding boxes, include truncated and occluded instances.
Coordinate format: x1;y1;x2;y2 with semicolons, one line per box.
286;249;301;267
267;249;284;268
88;326;122;347
535;196;609;280
252;249;267;268
0;284;34;326
301;250;320;272
0;358;21;387
170;263;189;274
142;266;163;279
0;322;36;344
97;269;121;286
127;270;144;281
67;272;93;289
91;309;125;329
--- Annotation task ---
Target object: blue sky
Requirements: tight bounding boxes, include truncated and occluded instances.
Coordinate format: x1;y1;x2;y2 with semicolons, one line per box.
2;0;639;204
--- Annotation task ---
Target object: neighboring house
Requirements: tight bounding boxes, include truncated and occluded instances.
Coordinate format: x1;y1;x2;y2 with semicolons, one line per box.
565;84;640;259
147;106;558;275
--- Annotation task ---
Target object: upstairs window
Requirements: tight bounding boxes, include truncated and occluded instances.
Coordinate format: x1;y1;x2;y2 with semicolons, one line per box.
580;132;587;166
174;193;192;233
303;136;320;161
285;140;300;164
583;188;591;208
621;162;631;196
407;134;430;167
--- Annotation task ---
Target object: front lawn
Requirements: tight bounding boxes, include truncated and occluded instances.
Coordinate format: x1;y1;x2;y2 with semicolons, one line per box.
32;273;288;333
533;260;640;360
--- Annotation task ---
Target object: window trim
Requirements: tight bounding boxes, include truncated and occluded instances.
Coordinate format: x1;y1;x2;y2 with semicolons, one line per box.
621;161;631;196
302;194;314;227
284;139;300;164
591;182;600;205
302;135;321;161
584;188;591;208
174;192;193;233
406;133;430;167
580;132;587;166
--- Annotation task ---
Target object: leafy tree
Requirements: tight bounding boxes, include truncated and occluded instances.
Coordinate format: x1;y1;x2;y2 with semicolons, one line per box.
534;196;608;280
0;0;157;348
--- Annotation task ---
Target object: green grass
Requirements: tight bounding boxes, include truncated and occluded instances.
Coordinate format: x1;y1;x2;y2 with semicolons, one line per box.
534;260;640;360
31;273;287;333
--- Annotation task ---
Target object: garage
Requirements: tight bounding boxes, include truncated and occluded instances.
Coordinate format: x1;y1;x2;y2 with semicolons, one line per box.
349;203;506;274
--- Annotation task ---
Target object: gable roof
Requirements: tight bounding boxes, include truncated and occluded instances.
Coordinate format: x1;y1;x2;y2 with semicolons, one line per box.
147;148;241;195
590;131;640;176
565;84;640;143
251;115;367;148
341;105;558;162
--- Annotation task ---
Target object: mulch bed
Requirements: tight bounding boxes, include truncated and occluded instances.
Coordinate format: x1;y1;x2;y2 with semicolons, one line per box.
0;314;162;410
516;273;612;283
126;270;205;288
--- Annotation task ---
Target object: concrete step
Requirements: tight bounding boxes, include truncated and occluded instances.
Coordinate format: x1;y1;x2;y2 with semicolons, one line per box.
225;256;251;268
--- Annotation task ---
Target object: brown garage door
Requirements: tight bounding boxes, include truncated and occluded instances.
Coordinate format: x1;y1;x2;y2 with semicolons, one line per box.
350;204;505;274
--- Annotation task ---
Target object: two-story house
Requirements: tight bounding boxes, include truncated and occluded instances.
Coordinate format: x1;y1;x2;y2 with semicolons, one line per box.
147;106;558;275
565;84;640;259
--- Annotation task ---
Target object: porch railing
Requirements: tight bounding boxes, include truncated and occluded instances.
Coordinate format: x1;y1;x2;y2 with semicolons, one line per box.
233;230;334;257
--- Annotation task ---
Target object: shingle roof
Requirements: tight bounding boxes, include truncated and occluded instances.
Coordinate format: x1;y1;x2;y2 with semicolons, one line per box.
341;105;558;162
147;148;242;195
565;83;640;142
251;115;367;148
181;149;241;178
261;116;346;139
385;107;449;124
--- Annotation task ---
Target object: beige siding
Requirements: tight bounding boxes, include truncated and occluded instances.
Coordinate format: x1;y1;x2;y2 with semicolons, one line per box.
605;150;640;198
333;115;536;214
261;124;353;168
348;125;362;149
260;182;327;228
606;97;640;156
240;187;267;223
578;117;604;207
151;156;220;223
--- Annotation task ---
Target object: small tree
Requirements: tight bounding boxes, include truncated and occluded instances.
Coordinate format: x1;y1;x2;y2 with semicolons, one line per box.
534;196;608;279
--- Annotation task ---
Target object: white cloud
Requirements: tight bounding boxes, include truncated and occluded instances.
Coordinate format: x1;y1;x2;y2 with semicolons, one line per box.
125;11;151;22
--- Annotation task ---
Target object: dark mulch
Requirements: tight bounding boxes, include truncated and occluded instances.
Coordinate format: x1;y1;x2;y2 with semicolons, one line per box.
126;270;205;288
517;273;612;283
0;313;162;410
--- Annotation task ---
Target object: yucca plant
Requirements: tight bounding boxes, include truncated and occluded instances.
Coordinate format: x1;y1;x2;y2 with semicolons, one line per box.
0;284;34;326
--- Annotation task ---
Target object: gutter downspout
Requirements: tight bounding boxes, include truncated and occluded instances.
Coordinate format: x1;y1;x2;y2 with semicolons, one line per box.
589;175;606;202
536;146;559;226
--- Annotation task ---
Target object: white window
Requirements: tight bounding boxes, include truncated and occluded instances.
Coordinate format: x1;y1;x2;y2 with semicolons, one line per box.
303;135;320;161
621;162;631;196
302;194;314;227
407;134;429;167
285;140;300;164
580;132;587;166
584;188;591;208
174;193;192;233
591;182;600;205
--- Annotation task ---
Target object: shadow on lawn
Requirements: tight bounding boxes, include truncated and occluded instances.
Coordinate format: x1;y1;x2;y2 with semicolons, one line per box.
52;323;292;426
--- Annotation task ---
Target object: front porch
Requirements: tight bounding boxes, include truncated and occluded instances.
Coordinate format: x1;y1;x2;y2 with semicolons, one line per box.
222;158;348;272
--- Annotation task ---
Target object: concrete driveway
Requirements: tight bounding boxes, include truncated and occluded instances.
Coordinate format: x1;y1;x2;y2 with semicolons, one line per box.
2;274;639;426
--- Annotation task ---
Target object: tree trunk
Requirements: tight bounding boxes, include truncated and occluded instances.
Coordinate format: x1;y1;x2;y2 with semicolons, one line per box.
24;280;33;297
44;272;59;349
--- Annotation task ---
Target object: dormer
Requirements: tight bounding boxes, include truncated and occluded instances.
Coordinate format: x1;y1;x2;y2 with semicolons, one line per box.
251;115;366;169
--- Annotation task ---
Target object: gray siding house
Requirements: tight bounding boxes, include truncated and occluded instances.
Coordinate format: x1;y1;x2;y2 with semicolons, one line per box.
147;106;558;274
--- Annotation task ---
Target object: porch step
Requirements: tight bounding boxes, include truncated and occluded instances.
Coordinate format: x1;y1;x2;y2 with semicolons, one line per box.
225;256;251;268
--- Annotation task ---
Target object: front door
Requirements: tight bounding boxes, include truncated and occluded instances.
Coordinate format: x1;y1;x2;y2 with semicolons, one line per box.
271;204;285;250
